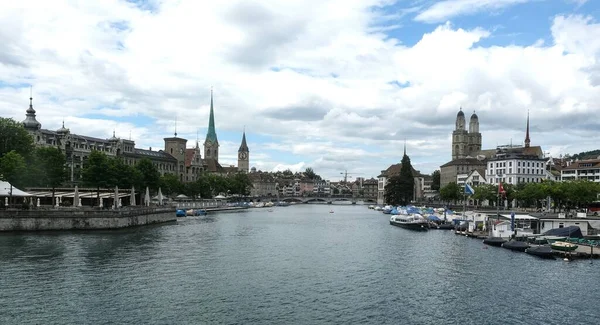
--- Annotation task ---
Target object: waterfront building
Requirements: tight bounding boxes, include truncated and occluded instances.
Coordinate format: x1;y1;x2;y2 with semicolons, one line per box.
456;169;486;186
361;178;378;199
248;171;277;197
560;158;600;182
484;113;547;185
20;89;248;183
313;179;331;196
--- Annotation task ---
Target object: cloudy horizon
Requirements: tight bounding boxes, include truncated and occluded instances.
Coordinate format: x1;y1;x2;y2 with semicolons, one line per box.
1;0;599;181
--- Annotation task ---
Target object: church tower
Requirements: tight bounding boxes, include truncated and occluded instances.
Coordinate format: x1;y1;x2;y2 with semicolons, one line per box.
203;89;219;163
237;130;249;173
451;108;468;160
467;111;481;156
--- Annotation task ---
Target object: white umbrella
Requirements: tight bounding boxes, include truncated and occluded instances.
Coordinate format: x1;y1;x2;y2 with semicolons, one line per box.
130;186;136;206
4;197;7;206
73;186;79;207
118;198;122;208
58;196;62;205
36;198;40;207
158;187;164;205
78;197;82;207
145;187;150;207
55;196;59;207
114;186;119;209
99;197;104;208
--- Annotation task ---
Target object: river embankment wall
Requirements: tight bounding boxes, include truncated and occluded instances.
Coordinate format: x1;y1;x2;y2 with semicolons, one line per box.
0;207;175;231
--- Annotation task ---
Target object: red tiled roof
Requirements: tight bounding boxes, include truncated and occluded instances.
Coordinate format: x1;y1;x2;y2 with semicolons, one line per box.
185;149;195;167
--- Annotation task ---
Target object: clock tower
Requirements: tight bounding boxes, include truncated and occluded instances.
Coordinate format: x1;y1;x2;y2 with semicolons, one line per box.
237;130;249;173
164;131;187;181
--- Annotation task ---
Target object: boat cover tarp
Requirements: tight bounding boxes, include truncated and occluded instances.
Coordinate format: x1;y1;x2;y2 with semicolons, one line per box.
427;215;442;222
542;226;583;238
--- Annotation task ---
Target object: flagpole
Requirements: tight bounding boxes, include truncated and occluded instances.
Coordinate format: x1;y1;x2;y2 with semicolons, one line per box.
496;181;501;223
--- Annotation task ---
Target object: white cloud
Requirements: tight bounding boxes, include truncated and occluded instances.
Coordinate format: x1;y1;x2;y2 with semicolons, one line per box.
1;1;600;181
414;0;531;23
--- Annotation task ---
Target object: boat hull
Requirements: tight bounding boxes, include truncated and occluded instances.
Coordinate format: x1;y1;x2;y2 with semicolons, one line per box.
483;237;507;247
502;241;530;252
525;246;555;259
390;220;429;231
551;242;579;252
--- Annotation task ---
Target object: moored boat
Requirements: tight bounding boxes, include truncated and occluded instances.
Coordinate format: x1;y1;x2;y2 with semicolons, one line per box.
502;240;530;252
483;237;507;247
551;241;578;252
389;214;428;231
436;223;455;230
525;245;555;259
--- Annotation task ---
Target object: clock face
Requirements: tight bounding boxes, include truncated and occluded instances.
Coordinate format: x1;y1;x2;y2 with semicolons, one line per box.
179;148;184;155
239;152;247;160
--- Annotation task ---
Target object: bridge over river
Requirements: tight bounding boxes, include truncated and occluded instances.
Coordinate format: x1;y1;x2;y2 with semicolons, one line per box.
254;197;377;205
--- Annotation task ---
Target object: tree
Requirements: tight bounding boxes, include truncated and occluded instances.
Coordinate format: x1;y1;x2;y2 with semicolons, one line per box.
33;147;68;200
440;182;460;204
0;118;34;159
136;158;160;191
160;174;183;196
229;172;252;197
81;150;111;203
431;170;441;191
384;175;402;205
397;154;415;205
0;151;27;205
304;167;316;179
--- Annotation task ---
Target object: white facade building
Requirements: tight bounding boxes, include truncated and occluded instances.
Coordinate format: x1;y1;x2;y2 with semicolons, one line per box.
560;159;600;182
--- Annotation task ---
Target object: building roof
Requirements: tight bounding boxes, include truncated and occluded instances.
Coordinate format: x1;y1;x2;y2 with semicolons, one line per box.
377;163;420;177
440;158;486;168
238;131;248;152
489;145;545;161
128;148;177;161
204;158;224;173
185;148;197;167
562;159;600;170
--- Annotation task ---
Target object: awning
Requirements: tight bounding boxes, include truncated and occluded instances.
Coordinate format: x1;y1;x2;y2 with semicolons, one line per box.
0;181;33;197
25;191;130;199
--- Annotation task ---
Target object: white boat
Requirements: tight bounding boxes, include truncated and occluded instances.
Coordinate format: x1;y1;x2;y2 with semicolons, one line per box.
389;214;429;231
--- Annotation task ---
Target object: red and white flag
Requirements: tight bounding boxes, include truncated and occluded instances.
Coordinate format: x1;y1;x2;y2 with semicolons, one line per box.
498;182;506;196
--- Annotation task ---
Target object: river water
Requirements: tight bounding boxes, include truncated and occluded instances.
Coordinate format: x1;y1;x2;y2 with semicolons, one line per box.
1;204;598;324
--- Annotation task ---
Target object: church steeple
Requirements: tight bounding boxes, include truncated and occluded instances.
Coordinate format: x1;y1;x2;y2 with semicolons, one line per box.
204;88;219;162
206;88;218;144
524;110;531;148
238;128;248;152
403;138;406;157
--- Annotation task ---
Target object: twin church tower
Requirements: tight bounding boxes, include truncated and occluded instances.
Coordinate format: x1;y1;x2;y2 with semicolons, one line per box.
451;108;481;160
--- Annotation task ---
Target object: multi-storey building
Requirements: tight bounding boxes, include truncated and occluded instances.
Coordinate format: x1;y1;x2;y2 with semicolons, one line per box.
376;159;425;205
20;90;248;184
561;159;600;182
362;178;378;199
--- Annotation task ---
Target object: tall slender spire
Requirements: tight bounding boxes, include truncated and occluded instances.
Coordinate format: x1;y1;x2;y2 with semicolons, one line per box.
174;118;178;137
524;110;531;148
403;138;407;156
206;87;218;143
238;127;248;152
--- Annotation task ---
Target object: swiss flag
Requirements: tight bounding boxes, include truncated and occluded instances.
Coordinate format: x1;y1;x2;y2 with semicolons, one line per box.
499;182;506;196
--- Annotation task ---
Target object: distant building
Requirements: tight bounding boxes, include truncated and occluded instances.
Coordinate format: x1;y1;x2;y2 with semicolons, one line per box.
376;163;424;205
561;158;600;182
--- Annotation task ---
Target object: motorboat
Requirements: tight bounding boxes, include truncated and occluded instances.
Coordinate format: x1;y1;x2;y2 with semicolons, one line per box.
389;214;428;231
525;245;555;259
502;240;530;252
483;237;507;247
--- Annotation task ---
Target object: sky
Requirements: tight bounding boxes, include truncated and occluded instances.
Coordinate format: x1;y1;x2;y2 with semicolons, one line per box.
1;0;600;182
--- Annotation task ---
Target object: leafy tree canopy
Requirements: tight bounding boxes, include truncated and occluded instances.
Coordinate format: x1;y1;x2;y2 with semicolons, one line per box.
0;117;34;159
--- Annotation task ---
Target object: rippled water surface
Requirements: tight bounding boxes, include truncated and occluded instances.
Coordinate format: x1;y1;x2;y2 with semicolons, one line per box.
1;205;599;324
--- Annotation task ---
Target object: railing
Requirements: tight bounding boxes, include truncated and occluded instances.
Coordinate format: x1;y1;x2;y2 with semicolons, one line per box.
0;206;174;218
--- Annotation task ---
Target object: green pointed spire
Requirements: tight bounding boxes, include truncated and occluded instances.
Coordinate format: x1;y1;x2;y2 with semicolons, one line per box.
238;129;248;152
206;88;218;143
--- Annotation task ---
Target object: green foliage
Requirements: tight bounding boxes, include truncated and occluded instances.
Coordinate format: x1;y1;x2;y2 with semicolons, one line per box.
571;149;600;160
0;150;27;187
398;154;415;204
81;151;111;189
0;117;34;159
384;175;402;205
440;182;461;203
304;167;317;180
135;158;160;190
431;170;440;191
160;174;183;196
33;147;68;191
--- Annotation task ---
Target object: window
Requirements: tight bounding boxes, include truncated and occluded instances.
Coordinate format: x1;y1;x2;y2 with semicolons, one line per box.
509;162;512;167
509;168;512;173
